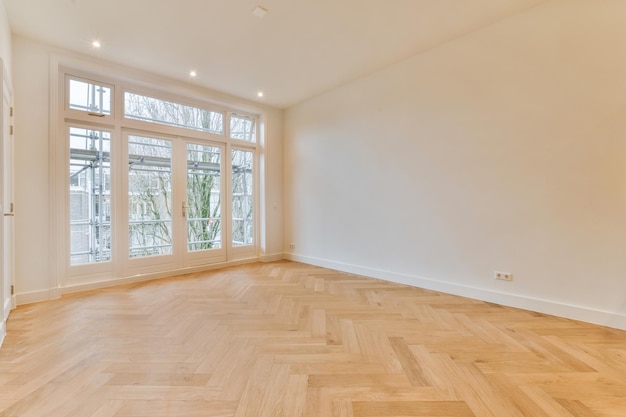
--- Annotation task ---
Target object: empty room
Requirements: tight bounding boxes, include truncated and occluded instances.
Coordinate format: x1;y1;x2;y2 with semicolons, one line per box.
1;0;625;416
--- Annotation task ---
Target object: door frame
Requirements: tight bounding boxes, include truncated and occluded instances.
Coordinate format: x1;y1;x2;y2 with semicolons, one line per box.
1;58;15;346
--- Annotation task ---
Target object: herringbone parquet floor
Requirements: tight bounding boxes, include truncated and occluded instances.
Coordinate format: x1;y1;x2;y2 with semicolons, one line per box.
1;261;625;416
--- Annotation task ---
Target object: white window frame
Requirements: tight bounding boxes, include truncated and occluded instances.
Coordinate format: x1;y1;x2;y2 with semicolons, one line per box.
65;75;115;120
51;61;261;290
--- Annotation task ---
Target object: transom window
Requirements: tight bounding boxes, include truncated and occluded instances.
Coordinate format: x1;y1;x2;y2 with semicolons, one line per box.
230;114;256;143
68;78;112;115
124;92;224;134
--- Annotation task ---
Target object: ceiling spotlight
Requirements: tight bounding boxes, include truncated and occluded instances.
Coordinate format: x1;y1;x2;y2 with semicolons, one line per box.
91;40;102;49
252;6;268;18
189;70;197;77
257;91;264;98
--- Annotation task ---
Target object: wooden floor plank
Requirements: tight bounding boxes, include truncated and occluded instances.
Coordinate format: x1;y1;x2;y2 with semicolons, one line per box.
0;260;625;416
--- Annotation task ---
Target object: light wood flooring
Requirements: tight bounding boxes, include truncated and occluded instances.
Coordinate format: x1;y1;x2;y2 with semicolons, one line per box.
1;260;625;416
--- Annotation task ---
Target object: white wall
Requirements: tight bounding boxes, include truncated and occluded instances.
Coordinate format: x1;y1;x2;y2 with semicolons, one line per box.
13;36;54;300
0;0;10;76
12;35;284;300
284;0;626;330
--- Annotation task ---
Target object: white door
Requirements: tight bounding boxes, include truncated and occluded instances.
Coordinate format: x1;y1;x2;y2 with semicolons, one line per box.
181;140;226;267
121;132;226;276
1;60;14;342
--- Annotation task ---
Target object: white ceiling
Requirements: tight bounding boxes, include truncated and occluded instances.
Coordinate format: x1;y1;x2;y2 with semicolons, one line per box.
5;0;543;108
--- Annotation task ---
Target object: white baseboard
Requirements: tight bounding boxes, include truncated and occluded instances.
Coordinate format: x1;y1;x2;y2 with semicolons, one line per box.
1;295;15;349
3;297;11;324
285;253;626;331
61;257;259;295
260;253;284;262
0;320;5;349
16;288;61;306
14;258;260;304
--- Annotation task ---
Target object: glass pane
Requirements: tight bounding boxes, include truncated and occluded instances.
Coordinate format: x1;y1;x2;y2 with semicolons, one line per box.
128;135;173;258
69;127;112;265
230;115;256;142
124;92;224;134
68;78;112;115
231;149;254;246
187;144;221;251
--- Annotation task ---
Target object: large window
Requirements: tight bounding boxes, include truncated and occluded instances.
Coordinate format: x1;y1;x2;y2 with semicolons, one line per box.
69;127;111;265
128;135;173;258
60;72;259;282
232;149;254;246
186;144;222;251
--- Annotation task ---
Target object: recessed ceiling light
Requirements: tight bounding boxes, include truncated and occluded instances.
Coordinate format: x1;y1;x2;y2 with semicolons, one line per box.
252;6;268;18
91;40;102;49
257;91;264;98
189;70;197;77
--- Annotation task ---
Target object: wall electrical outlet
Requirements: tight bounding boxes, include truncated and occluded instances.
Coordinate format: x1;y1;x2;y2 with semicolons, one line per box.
289;243;295;249
495;271;513;281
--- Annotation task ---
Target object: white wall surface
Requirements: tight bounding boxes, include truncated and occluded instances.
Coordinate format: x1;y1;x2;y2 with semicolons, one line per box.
12;35;284;300
12;36;50;299
0;0;11;76
284;0;626;330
